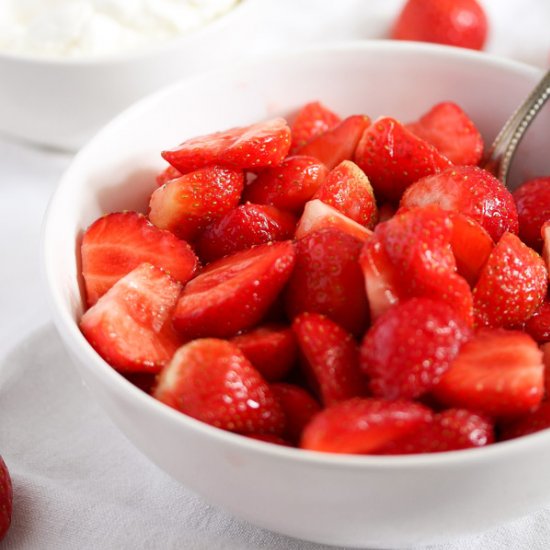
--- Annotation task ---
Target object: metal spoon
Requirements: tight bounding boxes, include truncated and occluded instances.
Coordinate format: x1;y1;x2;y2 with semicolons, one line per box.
483;69;550;186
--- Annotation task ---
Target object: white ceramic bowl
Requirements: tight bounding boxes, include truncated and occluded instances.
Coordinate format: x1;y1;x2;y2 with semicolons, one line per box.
0;0;256;151
43;42;550;549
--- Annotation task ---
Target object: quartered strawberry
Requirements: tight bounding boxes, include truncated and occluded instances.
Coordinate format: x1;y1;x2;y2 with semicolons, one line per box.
298;115;371;170
81;212;198;307
360;298;472;400
0;456;12;542
473;233;547;328
173;241;295;338
433;329;544;418
295;199;372;242
162;117;291;173
378;409;494;454
154;339;285;435
293;313;367;406
355;117;452;202
401;165;518;242
285;228;369;335
290;101;341;153
513;177;550;251
300;398;433;454
197;203;296;263
80;263;183;373
156;164;182;186
245;434;291;446
406;102;484;165
148;166;244;241
391;0;488;50
525;300;550;344
500;402;550;441
243;156;328;214
271;383;322;444
450;213;494;286
313;160;377;228
231;324;298;382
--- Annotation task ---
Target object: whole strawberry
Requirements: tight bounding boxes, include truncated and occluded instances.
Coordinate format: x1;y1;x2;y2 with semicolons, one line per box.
0;456;12;541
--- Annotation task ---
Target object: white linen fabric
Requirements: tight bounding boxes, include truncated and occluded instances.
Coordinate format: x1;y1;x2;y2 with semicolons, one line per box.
1;1;549;548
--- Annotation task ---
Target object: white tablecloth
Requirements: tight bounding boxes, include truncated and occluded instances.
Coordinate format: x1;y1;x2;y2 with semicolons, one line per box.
1;1;549;548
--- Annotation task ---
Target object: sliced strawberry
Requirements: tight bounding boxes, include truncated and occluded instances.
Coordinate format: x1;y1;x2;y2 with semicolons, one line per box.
433;329;544;418
513;177;550;251
354;117;451;202
300;398;433;454
154;339;285;435
81;212;198;307
162;117;291;173
285;228;369;335
245;434;291;446
156;164;182;186
391;0;488;50
313;160;377;228
500;402;550;441
290;101;341;153
243;156;328;213
271;383;322;444
400;165;518;242
197;203;296;263
298;115;371;170
525;300;550;344
0;456;12;542
450;213;494;286
378;409;494;454
80;263;183;373
292;313;367;406
148;166;244;241
295;199;373;242
360;298;472;400
406;102;484;165
473;233;547;328
174;241;295;338
230;324;298;382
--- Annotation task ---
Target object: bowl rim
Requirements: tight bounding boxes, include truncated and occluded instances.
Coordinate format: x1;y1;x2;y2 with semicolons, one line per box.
43;39;548;470
0;0;255;66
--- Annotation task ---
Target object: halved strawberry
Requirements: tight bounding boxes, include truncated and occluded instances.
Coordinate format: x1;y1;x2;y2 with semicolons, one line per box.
300;398;433;454
400;165;518;242
433;329;544;417
271;383;322;444
354;117;451;202
313;160;377;228
290;101;341;153
174;241;295;338
406;102;484;165
513;177;550;251
295;199;373;242
231;324;298;382
243;156;328;213
450;213;494;286
80;263;183;373
148;166;244;241
298;115;371;170
156;164;182;186
378;409;494;454
473;233;547;328
285;228;369;335
162;118;291;173
154;339;285;435
292;313;367;406
360;298;472;400
81;212;198;307
525;300;550;344
500;402;550;441
197;203;296;263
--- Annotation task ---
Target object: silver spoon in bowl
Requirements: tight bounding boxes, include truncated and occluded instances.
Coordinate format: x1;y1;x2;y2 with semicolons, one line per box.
483;69;550;186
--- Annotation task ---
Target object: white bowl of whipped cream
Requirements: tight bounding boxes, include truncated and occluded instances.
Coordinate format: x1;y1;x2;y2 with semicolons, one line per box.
0;0;255;150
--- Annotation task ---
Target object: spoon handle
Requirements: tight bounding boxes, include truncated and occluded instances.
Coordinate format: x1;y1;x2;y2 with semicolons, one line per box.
483;69;550;184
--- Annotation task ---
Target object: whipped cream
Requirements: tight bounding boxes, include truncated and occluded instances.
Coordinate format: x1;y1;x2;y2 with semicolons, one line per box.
0;0;240;58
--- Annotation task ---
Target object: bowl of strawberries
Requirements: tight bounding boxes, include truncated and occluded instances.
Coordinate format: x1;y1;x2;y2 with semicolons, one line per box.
42;41;550;548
